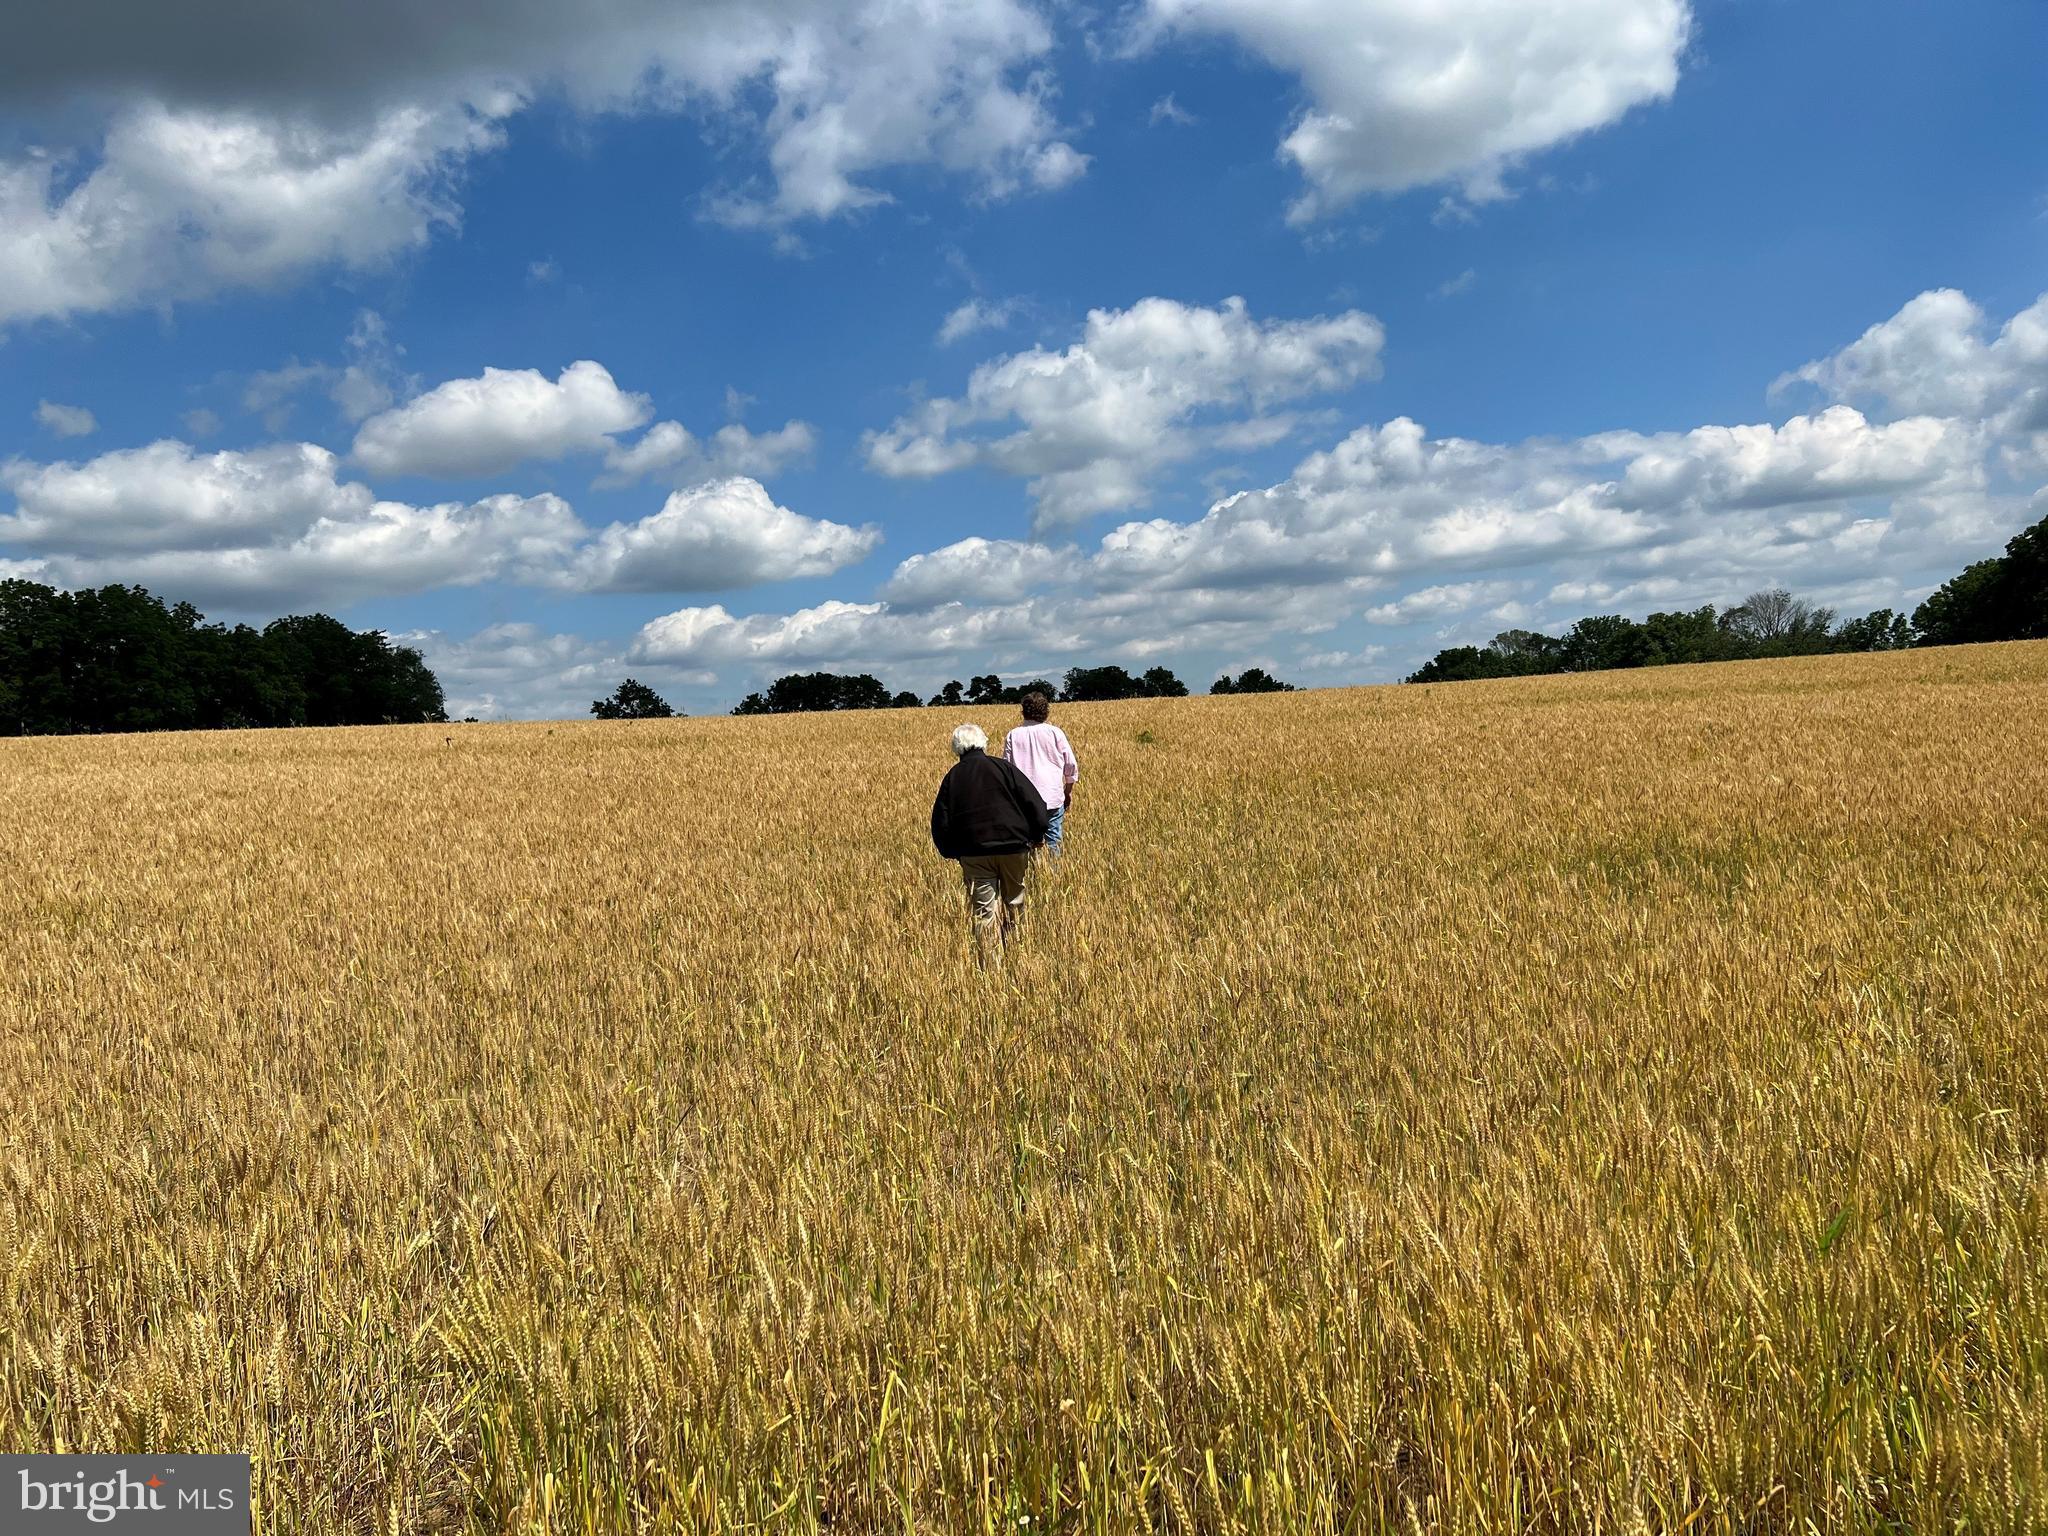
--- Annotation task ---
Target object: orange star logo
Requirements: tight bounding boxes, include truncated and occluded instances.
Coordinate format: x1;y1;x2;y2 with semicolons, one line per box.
147;1476;163;1489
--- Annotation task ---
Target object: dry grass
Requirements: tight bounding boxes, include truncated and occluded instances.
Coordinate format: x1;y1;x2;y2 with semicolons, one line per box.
3;642;2046;1533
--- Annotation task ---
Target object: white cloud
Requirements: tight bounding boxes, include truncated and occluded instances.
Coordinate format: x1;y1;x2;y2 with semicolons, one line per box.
937;298;1020;346
1780;287;2048;462
1433;269;1476;300
1364;581;1517;624
629;579;1369;679
866;295;1385;529
1091;405;1981;606
879;536;1073;608
1;441;370;554
34;401;97;438
701;421;819;480
1778;289;1997;417
181;409;223;439
0;434;586;606
1;438;862;608
600;419;818;486
684;0;1083;227
1602;406;1974;512
353;360;651;478
19;491;583;609
1;0;1086;324
0;101;506;329
564;477;877;592
1150;94;1197;128
1293;646;1383;674
1137;0;1690;221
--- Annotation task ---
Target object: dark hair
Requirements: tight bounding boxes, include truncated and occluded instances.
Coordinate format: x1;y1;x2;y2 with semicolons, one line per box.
1020;690;1051;723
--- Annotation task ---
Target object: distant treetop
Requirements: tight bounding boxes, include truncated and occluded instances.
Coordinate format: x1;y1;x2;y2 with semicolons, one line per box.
591;679;678;719
1211;668;1296;695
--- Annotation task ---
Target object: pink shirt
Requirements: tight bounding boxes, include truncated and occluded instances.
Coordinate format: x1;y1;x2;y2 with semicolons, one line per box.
1003;722;1079;811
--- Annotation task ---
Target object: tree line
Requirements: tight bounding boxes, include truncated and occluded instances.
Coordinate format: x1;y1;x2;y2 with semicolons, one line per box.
0;579;446;736
707;664;1299;716
1406;508;2048;684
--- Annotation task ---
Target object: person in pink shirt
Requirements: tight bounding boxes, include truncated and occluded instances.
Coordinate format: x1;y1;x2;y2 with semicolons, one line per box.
1002;690;1079;856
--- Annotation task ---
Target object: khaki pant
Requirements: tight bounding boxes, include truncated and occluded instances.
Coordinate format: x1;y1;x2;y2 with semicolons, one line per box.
958;852;1031;946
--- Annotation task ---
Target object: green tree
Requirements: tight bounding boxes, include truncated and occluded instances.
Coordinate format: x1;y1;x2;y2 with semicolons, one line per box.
0;578;77;734
1487;629;1567;674
1913;511;2048;646
64;585;202;732
1560;615;1655;672
261;614;445;726
1403;649;1505;685
733;672;895;714
192;621;301;728
1832;608;1913;652
1640;607;1728;666
1913;560;2008;646
1212;667;1298;694
1139;666;1189;697
1063;665;1144;702
928;680;965;707
591;679;677;719
0;581;444;735
2005;515;2048;639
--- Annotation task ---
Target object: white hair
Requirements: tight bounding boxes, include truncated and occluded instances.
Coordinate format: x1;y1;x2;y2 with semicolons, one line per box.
950;722;988;757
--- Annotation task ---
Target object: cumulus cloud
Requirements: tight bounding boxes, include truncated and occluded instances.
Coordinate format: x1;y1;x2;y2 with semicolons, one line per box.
16;489;582;610
564;477;877;592
866;295;1385;528
34;401;97;437
1779;287;2048;461
600;419;818;487
879;536;1074;608
352;360;650;479
0;0;1087;323
0;101;506;328
1136;0;1691;220
629;578;1371;680
1091;405;1981;607
1;439;866;608
0;435;584;606
2;441;371;555
1364;581;1517;625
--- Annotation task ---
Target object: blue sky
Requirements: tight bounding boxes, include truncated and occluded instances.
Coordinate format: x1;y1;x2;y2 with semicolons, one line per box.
3;0;2044;716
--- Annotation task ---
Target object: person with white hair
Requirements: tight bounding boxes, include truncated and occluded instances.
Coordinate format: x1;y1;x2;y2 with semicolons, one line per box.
930;721;1052;960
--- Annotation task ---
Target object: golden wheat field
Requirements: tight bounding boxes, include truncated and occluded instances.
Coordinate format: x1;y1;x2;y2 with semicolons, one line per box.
3;642;2047;1534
